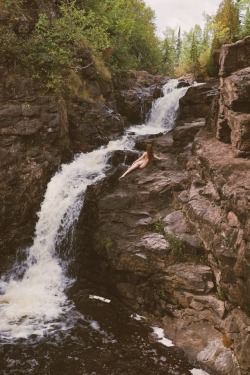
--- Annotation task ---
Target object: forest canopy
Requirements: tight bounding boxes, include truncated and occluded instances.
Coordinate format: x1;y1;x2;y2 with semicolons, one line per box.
0;0;249;91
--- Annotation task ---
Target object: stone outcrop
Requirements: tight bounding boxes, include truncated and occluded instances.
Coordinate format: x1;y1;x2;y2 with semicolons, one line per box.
178;80;218;122
217;36;250;156
0;69;70;265
67;97;124;153
87;129;245;375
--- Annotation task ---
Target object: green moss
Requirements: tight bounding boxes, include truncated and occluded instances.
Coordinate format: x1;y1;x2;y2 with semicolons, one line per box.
216;287;227;301
96;234;114;252
164;232;186;257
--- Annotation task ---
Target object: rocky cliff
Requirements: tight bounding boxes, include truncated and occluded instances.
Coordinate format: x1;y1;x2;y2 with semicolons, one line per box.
80;38;250;375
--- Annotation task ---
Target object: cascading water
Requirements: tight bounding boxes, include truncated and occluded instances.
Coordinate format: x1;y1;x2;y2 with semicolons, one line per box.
129;79;189;135
0;136;134;340
0;79;189;341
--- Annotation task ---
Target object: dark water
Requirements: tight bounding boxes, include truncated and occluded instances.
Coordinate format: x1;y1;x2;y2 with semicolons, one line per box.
1;276;208;375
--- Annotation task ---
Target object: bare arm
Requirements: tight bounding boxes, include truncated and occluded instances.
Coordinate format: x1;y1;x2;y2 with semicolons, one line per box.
153;153;166;160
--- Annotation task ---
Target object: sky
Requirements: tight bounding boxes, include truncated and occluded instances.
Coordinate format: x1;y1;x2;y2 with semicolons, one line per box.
144;0;222;37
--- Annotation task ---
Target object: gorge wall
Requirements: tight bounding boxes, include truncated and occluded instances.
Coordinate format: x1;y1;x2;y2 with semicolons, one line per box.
82;38;250;375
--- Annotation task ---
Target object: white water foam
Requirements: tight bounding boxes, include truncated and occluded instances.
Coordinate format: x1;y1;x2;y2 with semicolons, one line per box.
128;79;189;136
151;326;174;347
190;369;210;375
0;79;189;340
0;137;133;340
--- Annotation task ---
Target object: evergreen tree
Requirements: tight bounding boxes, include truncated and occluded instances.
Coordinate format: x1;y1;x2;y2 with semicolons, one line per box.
176;27;182;65
161;27;178;75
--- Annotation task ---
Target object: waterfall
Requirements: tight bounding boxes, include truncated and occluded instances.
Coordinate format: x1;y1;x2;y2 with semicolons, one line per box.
128;79;189;135
0;79;190;340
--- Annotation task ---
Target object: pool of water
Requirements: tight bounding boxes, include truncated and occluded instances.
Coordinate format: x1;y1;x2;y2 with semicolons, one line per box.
1;276;210;375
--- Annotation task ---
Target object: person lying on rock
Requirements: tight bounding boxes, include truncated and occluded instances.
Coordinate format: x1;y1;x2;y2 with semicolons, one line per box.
119;143;165;179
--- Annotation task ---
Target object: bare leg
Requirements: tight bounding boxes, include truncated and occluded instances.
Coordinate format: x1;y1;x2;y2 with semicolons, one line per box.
119;162;140;179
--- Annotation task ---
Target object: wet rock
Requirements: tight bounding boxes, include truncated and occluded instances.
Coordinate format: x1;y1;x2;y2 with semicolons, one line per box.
0;75;70;260
114;70;169;124
68;97;124;152
172;119;205;146
197;340;241;375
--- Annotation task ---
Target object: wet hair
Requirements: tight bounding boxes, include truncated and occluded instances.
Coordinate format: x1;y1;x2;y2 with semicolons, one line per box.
146;143;154;160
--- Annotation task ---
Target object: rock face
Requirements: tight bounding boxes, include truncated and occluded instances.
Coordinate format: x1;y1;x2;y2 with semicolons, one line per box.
114;70;170;124
78;39;250;375
68;97;124;153
0;69;70;264
217;36;250;156
178;81;218;122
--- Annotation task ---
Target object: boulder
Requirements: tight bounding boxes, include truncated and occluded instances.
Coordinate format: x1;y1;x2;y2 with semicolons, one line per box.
178;81;219;122
219;36;250;78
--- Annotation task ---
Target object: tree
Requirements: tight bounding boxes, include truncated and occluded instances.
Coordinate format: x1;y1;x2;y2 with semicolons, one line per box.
176;27;182;64
161;27;178;75
101;0;163;73
178;25;203;77
212;0;240;46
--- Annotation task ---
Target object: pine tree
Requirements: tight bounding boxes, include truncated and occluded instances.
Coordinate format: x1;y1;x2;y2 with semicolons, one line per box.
176;27;182;65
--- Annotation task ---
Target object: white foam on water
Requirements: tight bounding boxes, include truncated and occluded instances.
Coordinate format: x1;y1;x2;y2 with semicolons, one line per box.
190;369;210;375
151;326;174;347
0;138;133;340
89;295;111;303
128;79;189;136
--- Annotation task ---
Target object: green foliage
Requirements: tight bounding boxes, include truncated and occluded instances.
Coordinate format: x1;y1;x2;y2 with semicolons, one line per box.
103;0;163;73
178;25;204;77
212;0;240;46
152;218;188;260
0;0;164;89
153;218;165;235
97;234;114;252
1;0;249;89
216;286;227;301
24;2;110;91
161;27;178;75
